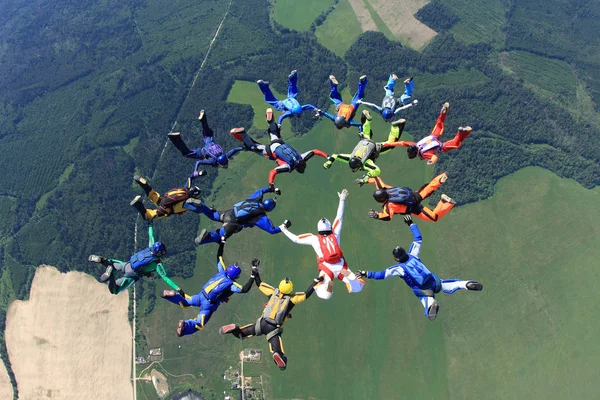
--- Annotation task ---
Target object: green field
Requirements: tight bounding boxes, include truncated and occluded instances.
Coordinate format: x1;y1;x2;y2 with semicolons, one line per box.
315;0;363;57
137;81;600;399
272;0;335;32
446;0;507;46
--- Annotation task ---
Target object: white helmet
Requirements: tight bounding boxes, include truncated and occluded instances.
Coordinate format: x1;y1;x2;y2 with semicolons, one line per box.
317;218;332;234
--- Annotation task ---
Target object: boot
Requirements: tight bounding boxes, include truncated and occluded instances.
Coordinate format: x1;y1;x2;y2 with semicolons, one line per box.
466;281;483;291
100;265;113;282
273;353;287;371
88;255;106;264
176;320;185;337
130;196;148;220
162;290;176;298
194;229;210;246
266;108;274;123
198;110;205;122
329;75;338;86
219;324;238;335
361;109;372;123
359;75;367;82
441;102;450;115
440;194;456;205
439;172;449;184
458;126;472;133
133;176;152;195
427;300;439;321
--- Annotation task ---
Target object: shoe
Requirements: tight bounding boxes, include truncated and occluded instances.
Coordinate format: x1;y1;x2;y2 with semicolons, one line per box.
427;300;439;321
391;118;405;127
194;229;209;246
441;102;450;114
329;75;338;85
100;265;113;282
440;172;448;184
359;75;367;82
133;176;148;186
88;255;105;264
458;126;472;133
272;353;287;370
219;324;238;335
167;131;180;137
289;70;297;78
176;320;185;337
404;77;413;85
392;73;398;81
441;194;456;205
466;281;483;291
162;290;176;298
257;79;269;85
266;108;274;123
362;110;372;121
198;110;205;121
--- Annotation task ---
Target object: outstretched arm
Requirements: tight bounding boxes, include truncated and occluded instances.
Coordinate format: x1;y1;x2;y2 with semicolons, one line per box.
226;146;245;158
393;101;416;115
364;264;406;280
279;224;314;245
254;216;281;234
148;225;156;247
320;110;335;121
216;243;226;272
366;176;391;189
156;263;181;291
302;104;317;111
406;217;423;258
246;187;271;201
332;189;348;238
357;100;382;113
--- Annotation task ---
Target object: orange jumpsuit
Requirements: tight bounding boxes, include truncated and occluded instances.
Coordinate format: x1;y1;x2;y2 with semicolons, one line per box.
367;175;454;222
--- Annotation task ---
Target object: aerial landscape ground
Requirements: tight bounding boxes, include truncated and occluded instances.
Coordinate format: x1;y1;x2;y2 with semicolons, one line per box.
0;0;599;399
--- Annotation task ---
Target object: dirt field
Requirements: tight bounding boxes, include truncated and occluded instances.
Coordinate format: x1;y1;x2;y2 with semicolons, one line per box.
348;0;378;32
0;360;13;399
367;0;437;50
151;369;169;398
5;265;133;400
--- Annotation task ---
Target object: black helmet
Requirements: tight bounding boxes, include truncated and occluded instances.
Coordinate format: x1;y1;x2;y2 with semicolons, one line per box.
348;157;363;172
373;189;389;203
333;116;346;129
296;159;307;173
393;246;409;263
407;145;418;159
189;186;202;198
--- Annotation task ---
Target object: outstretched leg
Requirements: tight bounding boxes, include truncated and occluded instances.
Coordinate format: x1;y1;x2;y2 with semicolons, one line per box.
360;110;373;140
351;75;368;108
400;77;414;104
418;296;439;320
287;70;298;98
384;74;397;96
417;172;448;200
267;331;288;370
440;279;483;294
194;227;227;246
167;132;194;156
430;102;449;137
385;118;406;144
441;127;472;152
198;110;214;138
257;80;281;108
329;75;342;107
268;162;291;185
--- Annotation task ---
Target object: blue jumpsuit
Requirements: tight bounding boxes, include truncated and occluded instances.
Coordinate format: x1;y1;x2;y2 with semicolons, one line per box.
163;255;251;335
366;224;473;318
321;76;368;127
257;71;317;124
358;75;415;121
195;187;281;245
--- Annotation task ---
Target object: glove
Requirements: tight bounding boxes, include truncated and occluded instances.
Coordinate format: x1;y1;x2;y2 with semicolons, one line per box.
337;189;349;201
314;276;325;283
197;170;207;177
283;219;292;228
220;236;227;243
251;258;260;268
274;188;281;195
177;288;185;297
403;215;413;226
313;109;322;120
268;184;275;193
368;209;379;219
354;178;366;187
355;270;368;279
323;156;334;169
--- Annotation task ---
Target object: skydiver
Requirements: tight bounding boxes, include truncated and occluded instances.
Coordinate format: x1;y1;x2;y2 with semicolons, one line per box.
393;102;473;164
314;75;368;130
88;224;179;295
219;263;324;371
167;110;246;170
278;189;364;300
357;75;418;122
361;173;455;223
323;110;407;183
162;244;255;336
257;70;318;124
193;184;282;246
357;215;483;320
130;171;207;222
231;108;328;186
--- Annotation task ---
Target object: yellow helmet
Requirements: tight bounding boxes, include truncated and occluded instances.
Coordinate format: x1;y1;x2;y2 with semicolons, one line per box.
278;277;293;295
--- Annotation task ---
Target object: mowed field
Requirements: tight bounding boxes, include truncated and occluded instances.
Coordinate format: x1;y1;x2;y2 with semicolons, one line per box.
6;266;133;400
138;82;600;399
0;360;12;400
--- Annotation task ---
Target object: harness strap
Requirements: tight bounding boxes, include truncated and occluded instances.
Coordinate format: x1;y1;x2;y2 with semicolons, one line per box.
318;260;348;281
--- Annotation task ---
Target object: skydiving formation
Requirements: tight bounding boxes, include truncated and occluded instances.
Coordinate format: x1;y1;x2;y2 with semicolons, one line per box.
257;70;317;124
357;74;418;121
92;69;485;373
162;244;255;336
357;216;483;320
315;75;367;129
168;110;246;170
232;108;327;186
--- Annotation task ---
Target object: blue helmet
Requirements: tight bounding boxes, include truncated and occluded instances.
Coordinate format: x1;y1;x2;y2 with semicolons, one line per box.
333;116;346;129
226;263;242;279
151;242;167;257
216;155;229;168
291;104;303;116
382;108;393;120
263;198;277;212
